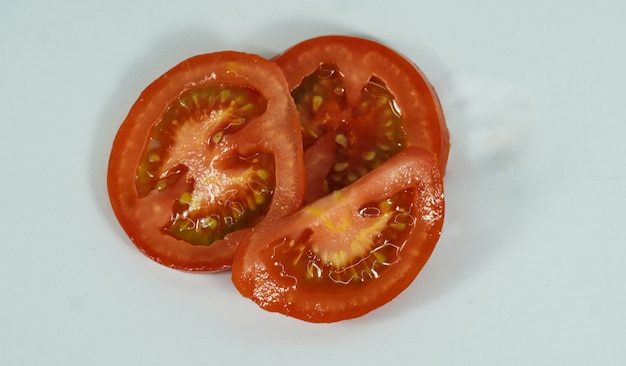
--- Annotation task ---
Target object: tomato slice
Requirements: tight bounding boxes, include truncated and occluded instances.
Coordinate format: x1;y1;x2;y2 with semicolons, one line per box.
231;147;444;323
273;35;450;202
108;51;305;272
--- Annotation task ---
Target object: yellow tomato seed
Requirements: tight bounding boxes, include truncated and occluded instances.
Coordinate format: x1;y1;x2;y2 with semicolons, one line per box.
156;180;167;190
373;251;386;262
241;103;255;113
219;90;230;103
334;134;348;148
179;192;192;204
333;162;349;172
254;194;266;205
362;151;376;161
148;153;160;163
256;169;270;181
212;131;224;144
312;95;323;112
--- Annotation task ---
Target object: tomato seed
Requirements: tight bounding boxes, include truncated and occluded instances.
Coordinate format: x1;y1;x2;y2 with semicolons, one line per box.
179;191;192;204
372;251;386;263
241;103;255;113
202;217;218;230
334;134;348;148
361;150;376;161
333;162;349;172
312;95;323;112
156;179;167;190
219;89;231;103
254;194;266;206
211;130;224;144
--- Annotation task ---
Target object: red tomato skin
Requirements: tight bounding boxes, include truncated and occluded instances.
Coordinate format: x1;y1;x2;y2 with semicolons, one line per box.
274;35;450;174
231;147;444;323
108;51;305;272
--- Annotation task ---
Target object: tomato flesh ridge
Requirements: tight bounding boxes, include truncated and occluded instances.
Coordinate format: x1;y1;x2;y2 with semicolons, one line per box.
302;131;336;202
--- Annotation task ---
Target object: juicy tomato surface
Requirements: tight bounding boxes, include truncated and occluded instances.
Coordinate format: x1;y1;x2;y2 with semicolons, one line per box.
231;147;445;323
108;51;305;272
273;35;450;202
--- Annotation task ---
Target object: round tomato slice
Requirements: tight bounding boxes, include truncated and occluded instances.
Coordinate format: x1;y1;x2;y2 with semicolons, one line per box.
231;147;444;323
273;35;450;202
108;51;305;272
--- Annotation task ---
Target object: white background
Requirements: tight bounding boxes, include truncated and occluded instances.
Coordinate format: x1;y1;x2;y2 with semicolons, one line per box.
2;0;625;364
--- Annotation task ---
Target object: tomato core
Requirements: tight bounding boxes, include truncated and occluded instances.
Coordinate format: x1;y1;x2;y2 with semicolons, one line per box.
135;85;267;196
268;189;416;289
134;85;276;246
164;153;275;245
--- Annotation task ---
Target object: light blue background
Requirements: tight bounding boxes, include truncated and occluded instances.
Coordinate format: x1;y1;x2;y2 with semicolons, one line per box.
2;1;625;364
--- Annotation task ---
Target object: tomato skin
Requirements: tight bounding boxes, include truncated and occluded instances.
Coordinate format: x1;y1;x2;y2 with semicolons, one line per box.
108;51;305;272
231;147;444;323
274;35;450;180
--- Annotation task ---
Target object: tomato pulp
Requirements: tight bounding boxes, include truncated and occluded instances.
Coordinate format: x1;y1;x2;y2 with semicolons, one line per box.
108;51;305;272
232;147;445;323
229;36;449;322
273;35;450;202
107;36;450;323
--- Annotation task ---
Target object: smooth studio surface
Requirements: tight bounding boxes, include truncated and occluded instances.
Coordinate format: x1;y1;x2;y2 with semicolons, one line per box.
2;1;625;364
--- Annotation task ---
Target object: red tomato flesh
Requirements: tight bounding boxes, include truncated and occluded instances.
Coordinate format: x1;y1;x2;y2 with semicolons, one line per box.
274;35;450;202
107;37;450;323
108;52;305;272
232;147;445;323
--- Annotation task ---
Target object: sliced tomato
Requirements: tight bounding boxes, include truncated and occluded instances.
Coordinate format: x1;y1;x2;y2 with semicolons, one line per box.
273;35;450;202
107;51;305;272
231;147;444;323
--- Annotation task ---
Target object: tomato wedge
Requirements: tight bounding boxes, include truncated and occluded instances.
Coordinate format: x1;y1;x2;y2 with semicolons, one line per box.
273;35;450;202
107;51;305;272
231;147;444;323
